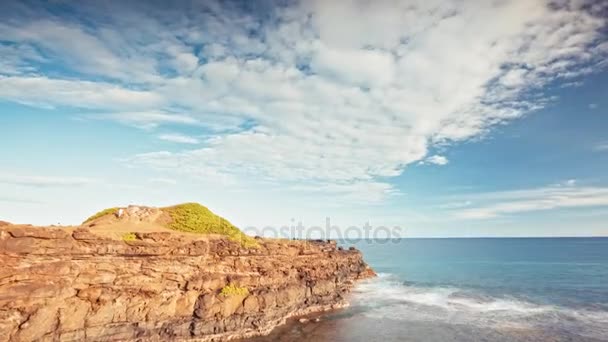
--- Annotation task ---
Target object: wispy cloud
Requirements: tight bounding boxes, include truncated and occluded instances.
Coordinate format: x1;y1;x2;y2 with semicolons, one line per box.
158;133;200;144
99;112;199;130
424;155;449;166
594;142;608;151
0;76;163;110
289;181;399;204
0;174;97;187
439;200;472;209
451;181;608;219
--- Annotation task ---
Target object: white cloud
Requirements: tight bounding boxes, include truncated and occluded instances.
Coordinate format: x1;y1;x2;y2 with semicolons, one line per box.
0;174;97;187
0;19;160;82
594;142;608;151
311;44;396;87
439;201;472;209
589;103;598;109
0;44;46;75
158;133;200;144
0;76;164;110
0;0;606;202
171;52;199;75
424;155;449;166
289;180;399;203
500;68;529;88
452;182;608;219
99;112;199;130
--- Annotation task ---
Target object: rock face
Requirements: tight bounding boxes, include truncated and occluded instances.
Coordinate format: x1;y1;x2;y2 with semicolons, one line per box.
0;225;374;341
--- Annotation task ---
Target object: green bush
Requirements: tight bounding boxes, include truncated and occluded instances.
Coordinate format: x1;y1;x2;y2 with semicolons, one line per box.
83;207;118;224
122;232;137;242
163;203;258;248
220;284;249;297
81;203;258;248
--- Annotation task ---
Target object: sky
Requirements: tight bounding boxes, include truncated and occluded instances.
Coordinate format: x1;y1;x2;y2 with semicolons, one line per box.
1;0;607;238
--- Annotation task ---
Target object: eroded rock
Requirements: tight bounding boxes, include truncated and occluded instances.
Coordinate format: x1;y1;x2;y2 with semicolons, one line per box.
0;225;374;341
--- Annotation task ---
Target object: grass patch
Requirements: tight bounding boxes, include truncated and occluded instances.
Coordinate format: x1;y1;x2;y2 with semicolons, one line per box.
220;284;249;297
122;232;137;242
83;207;118;224
162;203;258;248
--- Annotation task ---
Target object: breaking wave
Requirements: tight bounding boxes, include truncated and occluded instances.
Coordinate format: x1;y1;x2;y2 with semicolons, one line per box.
352;273;608;340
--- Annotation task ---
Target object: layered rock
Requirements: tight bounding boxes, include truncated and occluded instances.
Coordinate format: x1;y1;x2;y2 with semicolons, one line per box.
0;225;374;341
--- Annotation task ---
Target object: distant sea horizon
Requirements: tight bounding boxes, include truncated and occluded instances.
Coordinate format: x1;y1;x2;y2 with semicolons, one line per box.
334;235;608;240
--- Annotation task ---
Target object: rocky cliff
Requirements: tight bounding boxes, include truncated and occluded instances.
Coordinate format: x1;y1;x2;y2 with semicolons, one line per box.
0;223;374;341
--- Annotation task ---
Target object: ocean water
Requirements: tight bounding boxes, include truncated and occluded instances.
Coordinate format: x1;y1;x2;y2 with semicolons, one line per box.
247;238;608;342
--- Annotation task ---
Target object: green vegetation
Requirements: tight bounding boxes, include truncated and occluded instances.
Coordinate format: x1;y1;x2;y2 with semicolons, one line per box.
220;284;249;297
162;203;258;248
81;202;258;248
83;207;118;224
122;232;137;242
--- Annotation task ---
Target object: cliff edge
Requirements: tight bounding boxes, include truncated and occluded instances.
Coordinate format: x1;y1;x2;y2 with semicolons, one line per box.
0;205;375;341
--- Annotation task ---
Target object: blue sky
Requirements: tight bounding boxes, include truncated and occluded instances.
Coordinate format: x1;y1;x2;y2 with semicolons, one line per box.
1;0;607;237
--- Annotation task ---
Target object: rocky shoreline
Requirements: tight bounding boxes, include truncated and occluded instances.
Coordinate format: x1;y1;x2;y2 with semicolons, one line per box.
0;222;375;341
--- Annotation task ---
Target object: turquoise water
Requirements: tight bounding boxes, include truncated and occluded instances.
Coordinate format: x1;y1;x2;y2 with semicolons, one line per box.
249;238;608;341
357;238;608;310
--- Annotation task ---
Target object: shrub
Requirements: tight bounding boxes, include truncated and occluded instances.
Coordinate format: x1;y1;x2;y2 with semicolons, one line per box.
83;207;118;224
220;284;249;297
122;232;137;242
162;203;258;248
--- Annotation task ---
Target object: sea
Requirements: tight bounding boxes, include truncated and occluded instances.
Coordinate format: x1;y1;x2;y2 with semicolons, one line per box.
246;238;608;342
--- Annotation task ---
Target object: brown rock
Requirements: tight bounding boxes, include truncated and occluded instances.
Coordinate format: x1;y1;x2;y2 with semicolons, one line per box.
194;294;222;319
220;293;248;318
75;271;116;285
0;224;374;341
311;280;335;296
59;298;90;331
86;302;115;327
8;226;70;239
15;305;59;341
125;297;149;322
243;295;259;313
0;310;23;342
85;324;136;341
175;290;200;316
76;287;103;302
146;294;178;321
59;330;86;342
71;228;103;241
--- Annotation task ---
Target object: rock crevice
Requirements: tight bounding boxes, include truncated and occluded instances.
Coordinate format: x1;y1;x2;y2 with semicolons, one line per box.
0;225;374;341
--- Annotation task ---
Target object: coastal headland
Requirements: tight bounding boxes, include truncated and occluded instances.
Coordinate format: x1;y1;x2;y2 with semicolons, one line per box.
0;204;375;341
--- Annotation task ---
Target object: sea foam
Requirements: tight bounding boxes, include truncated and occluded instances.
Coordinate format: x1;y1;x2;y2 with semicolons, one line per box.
352;273;608;340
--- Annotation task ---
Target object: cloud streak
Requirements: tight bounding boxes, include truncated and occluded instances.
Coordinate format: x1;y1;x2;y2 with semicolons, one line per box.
0;174;97;187
452;182;608;219
158;133;200;144
594;142;608;151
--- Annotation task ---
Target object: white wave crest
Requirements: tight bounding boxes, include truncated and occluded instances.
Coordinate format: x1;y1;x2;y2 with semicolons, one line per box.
352;275;608;340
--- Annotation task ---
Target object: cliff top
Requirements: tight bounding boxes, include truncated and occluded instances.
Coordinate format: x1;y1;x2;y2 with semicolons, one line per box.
78;203;258;247
0;203;258;247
